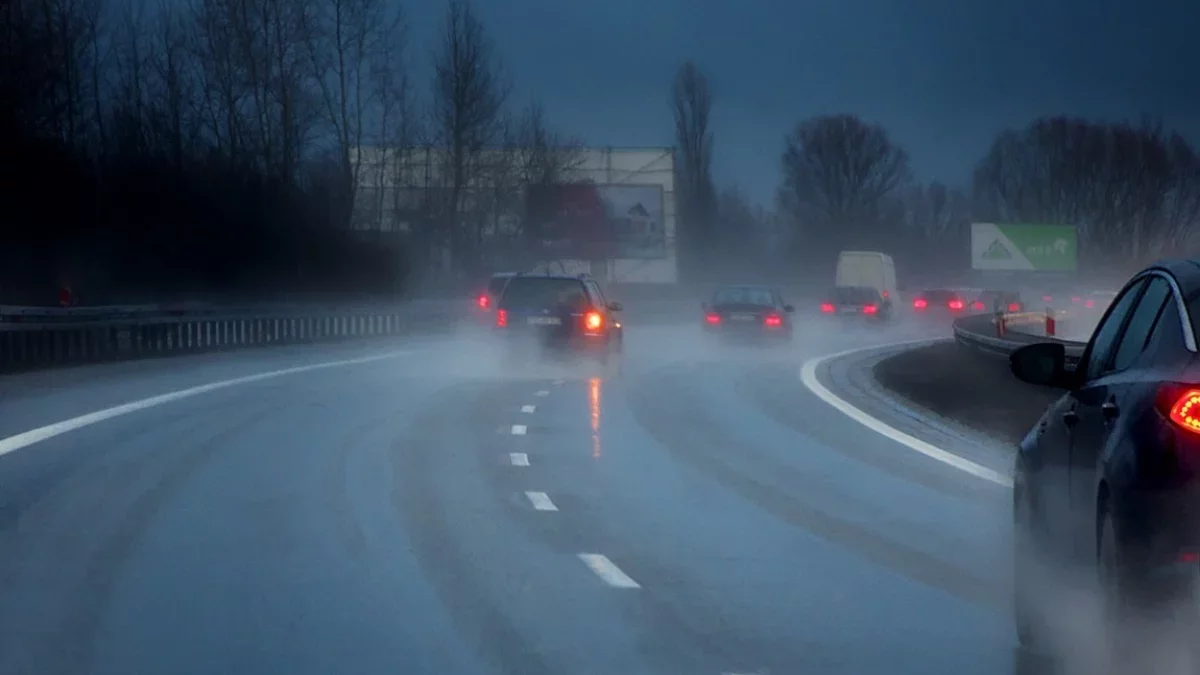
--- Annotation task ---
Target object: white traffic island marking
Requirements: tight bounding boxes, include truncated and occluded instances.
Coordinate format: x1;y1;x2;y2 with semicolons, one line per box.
510;424;527;435
799;341;1012;488
534;390;550;397
525;491;558;511
577;553;640;589
509;452;530;467
521;405;536;414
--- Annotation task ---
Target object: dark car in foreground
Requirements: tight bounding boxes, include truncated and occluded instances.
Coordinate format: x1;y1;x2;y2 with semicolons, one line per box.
702;285;794;342
819;286;889;322
1010;260;1200;669
494;272;623;362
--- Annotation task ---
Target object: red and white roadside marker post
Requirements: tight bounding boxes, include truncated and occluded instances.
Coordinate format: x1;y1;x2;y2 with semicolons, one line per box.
1045;306;1056;337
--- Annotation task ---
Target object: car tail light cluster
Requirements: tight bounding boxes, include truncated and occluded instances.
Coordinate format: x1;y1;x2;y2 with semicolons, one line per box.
764;314;783;327
912;298;927;310
820;303;835;313
1160;386;1200;435
705;312;721;324
948;299;965;311
496;309;508;327
1085;299;1095;309
862;304;878;315
584;311;604;332
972;301;985;311
477;294;490;309
1008;302;1021;312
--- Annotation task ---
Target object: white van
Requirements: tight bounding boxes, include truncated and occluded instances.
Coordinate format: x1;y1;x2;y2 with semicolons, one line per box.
835;251;898;308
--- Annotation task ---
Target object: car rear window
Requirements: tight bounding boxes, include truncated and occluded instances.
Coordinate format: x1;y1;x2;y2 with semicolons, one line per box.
712;287;774;306
921;289;958;302
501;277;589;309
487;276;511;294
832;287;878;304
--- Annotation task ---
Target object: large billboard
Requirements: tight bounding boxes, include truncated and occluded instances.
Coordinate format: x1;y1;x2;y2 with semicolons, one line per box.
525;183;666;259
971;223;1078;272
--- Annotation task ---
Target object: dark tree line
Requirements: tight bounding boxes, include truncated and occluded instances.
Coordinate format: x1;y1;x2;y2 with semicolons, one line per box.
0;0;580;304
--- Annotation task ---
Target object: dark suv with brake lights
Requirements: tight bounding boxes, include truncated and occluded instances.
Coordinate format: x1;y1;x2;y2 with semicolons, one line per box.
493;273;623;361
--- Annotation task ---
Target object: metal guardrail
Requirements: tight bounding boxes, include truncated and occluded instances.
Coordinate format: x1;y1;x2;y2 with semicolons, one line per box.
953;313;1087;370
0;303;461;373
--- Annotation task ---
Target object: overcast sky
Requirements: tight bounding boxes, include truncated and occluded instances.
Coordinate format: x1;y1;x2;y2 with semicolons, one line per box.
406;0;1199;204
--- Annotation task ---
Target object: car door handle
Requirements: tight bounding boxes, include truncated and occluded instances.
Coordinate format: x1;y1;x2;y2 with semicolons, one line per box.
1102;401;1119;420
1062;409;1079;427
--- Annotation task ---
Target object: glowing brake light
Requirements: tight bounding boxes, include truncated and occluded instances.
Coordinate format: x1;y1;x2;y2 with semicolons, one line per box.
1085;299;1095;309
584;311;604;331
820;303;835;313
764;314;782;327
477;294;490;309
1043;295;1053;303
913;298;927;310
1165;388;1200;434
496;309;507;327
972;301;985;311
862;304;878;315
948;299;965;311
1008;302;1021;312
705;313;721;324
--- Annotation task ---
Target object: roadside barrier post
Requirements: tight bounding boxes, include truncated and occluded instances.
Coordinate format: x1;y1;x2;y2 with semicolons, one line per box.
1045;306;1056;337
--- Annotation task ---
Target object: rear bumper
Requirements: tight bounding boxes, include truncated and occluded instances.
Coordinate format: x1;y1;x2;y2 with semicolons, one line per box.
496;326;615;353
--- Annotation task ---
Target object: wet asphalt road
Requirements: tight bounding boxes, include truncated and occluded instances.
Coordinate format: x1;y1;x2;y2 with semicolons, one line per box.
0;319;1047;675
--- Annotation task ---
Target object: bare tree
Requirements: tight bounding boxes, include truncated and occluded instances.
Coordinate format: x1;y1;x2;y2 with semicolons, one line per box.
671;61;716;275
777;114;910;254
430;0;509;275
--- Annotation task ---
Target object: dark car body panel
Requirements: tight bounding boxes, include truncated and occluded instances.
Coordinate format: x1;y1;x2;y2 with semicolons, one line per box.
703;285;794;341
495;274;622;357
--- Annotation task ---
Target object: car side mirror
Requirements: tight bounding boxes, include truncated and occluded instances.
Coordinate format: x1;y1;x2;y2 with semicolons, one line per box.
1010;343;1074;389
607;301;623;312
783;304;795;313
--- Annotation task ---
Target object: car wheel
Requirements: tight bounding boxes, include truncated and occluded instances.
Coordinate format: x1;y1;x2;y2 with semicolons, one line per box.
1014;479;1047;650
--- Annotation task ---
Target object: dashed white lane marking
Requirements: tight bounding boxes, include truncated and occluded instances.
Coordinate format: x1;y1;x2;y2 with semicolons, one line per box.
0;350;412;459
521;405;536;413
525;491;557;511
578;554;640;588
510;424;528;435
799;340;1013;488
534;390;550;397
509;452;530;467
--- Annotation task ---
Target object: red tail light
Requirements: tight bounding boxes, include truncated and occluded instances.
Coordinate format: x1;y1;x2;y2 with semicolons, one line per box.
913;298;927;310
1043;295;1053;303
1085;300;1095;309
764;314;782;327
948;299;965;311
705;313;721;324
862;304;878;315
1008;302;1021;312
496;309;507;327
820;303;835;313
584;311;604;331
1160;386;1200;435
972;301;985;311
477;294;490;309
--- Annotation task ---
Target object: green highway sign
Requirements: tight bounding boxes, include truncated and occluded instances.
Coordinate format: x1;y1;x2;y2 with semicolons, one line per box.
970;223;1077;272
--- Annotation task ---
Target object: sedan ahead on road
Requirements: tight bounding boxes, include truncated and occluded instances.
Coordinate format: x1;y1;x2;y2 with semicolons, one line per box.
702;284;795;342
1010;259;1200;670
819;286;890;323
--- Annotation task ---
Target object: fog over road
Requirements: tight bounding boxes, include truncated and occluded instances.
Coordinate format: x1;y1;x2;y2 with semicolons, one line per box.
0;321;1035;675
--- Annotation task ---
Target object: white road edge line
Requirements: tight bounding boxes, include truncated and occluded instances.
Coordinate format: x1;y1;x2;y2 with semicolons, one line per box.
799;339;1013;488
0;349;413;459
578;553;640;588
534;390;550;397
510;424;528;435
509;452;530;467
525;491;558;511
521;405;536;413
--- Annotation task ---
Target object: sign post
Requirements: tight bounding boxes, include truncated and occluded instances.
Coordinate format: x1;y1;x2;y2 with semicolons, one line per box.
970;223;1078;272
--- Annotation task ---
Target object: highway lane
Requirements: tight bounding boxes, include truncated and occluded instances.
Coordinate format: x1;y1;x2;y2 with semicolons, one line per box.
0;320;1040;674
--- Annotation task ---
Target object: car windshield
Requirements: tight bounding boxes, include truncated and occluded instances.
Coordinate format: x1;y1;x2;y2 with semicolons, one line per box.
501;278;588;310
712;287;774;307
832;287;878;304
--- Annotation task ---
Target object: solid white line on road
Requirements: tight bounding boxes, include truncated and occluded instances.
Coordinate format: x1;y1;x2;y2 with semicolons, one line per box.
510;424;528;435
525;491;558;511
578;553;640;588
534;390;550;397
521;405;536;413
799;340;1013;488
509;452;530;467
0;349;413;459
